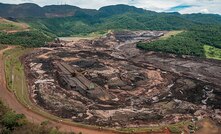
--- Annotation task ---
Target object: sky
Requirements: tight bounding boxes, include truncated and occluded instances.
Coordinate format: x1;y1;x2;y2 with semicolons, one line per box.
1;0;221;14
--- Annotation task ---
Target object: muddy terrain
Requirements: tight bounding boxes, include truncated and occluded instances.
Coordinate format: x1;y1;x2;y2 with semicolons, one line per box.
23;30;221;128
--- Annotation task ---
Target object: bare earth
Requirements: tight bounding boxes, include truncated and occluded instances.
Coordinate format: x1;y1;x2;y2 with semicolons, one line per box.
22;31;221;132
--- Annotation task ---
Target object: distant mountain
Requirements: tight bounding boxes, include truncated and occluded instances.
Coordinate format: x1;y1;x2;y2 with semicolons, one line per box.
0;3;97;18
0;3;45;18
1;2;221;37
0;3;147;18
99;4;145;16
43;5;80;17
0;2;221;23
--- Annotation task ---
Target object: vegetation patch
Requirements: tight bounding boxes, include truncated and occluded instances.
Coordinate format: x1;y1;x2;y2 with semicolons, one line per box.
160;30;183;40
137;27;221;58
0;99;63;134
0;18;29;32
0;31;53;47
137;31;204;57
204;45;221;60
3;47;33;107
59;31;105;41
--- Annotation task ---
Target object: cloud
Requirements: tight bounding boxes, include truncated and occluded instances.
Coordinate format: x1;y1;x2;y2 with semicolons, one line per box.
201;9;209;13
167;4;194;12
0;0;221;14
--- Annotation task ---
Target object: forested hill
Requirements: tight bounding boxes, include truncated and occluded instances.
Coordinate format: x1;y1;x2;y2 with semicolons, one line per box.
0;2;221;57
1;3;220;37
0;3;145;18
0;2;221;24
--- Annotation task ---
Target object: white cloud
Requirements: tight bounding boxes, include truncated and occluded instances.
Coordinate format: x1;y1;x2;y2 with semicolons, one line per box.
0;0;221;14
201;9;209;14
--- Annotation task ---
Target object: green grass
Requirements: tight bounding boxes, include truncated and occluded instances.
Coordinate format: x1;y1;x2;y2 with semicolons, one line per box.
59;31;106;41
160;30;183;40
0;18;29;32
0;23;20;31
204;45;221;60
3;47;33;107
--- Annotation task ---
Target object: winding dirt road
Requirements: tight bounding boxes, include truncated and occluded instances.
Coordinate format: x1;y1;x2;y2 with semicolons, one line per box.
0;46;118;134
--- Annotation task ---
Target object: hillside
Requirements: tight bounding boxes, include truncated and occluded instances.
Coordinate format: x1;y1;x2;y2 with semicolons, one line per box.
21;11;221;37
1;3;221;34
0;3;221;59
0;17;29;33
0;3;45;18
1;2;221;23
0;3;97;18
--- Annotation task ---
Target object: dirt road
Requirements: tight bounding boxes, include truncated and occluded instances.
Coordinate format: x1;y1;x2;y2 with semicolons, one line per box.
0;46;118;134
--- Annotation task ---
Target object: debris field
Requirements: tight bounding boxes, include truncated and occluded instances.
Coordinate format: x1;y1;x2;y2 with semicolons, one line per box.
23;30;221;128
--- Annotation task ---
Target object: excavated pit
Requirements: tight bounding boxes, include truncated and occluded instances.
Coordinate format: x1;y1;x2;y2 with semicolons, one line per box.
23;30;221;128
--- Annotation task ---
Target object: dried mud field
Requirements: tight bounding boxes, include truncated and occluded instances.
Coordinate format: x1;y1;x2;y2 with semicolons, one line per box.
23;31;221;128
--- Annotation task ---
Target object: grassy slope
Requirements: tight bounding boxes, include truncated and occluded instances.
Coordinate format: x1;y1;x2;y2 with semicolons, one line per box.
0;18;29;32
0;18;53;47
3;47;32;107
204;45;221;60
160;30;183;40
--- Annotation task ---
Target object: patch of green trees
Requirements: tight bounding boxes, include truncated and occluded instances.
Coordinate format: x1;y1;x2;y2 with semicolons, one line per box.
0;31;53;47
0;100;63;134
137;26;221;57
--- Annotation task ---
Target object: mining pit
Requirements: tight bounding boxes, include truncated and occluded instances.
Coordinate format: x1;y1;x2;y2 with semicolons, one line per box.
23;30;221;128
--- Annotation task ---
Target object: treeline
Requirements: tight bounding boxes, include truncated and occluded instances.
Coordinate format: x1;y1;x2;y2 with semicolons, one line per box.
137;26;221;57
0;31;53;47
0;100;61;134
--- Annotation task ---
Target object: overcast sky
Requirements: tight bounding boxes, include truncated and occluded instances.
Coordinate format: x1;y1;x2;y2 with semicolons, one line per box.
1;0;221;14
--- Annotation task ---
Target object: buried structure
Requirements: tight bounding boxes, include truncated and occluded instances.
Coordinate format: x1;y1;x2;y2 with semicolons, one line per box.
23;30;221;128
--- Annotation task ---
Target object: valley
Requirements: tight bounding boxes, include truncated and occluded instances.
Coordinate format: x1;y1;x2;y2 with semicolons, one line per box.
20;30;221;132
0;2;221;134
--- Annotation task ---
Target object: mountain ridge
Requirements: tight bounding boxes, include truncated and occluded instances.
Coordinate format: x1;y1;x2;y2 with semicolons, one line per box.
0;2;220;19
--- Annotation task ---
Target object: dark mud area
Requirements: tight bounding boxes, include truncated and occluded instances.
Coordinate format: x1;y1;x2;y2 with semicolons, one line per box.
24;31;221;128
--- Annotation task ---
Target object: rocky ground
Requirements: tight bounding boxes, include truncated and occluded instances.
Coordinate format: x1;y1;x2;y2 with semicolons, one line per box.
23;30;221;128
